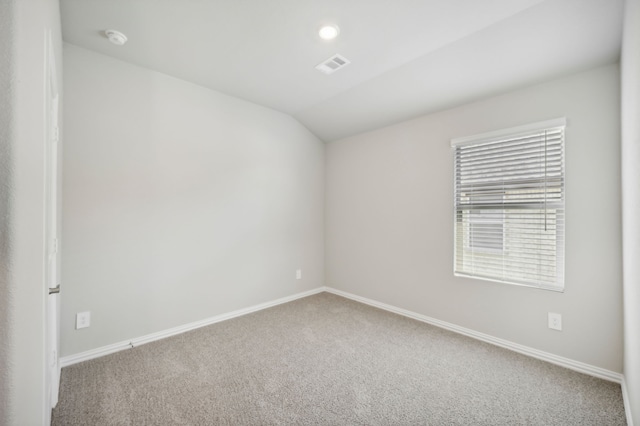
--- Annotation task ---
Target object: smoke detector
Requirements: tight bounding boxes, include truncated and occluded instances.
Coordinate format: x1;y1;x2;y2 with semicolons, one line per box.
315;54;350;75
105;29;128;46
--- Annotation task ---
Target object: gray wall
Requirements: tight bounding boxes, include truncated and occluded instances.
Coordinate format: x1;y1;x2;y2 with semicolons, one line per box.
621;0;640;422
326;64;623;372
0;0;15;424
2;0;63;424
61;45;325;357
0;0;14;422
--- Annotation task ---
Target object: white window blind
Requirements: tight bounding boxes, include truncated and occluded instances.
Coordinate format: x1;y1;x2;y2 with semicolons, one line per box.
452;119;566;291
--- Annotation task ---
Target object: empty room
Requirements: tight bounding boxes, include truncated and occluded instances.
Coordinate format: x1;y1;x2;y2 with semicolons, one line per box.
2;0;640;424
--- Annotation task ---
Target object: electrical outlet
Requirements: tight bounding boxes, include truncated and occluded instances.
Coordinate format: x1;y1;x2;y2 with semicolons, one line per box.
76;311;91;329
548;312;562;331
296;269;302;280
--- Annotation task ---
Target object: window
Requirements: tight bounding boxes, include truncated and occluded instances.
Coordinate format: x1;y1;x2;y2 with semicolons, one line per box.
452;119;565;291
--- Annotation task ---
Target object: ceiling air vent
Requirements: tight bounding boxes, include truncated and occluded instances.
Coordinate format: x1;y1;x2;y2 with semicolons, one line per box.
315;54;351;75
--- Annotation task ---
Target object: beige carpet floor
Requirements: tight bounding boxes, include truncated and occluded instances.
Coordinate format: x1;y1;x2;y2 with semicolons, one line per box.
52;292;626;425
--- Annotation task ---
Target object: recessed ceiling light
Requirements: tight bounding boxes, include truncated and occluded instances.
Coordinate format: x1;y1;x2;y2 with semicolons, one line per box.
318;25;340;41
105;29;128;46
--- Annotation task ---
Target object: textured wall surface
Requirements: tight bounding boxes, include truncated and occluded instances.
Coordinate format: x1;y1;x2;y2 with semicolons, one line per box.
61;45;325;357
0;0;15;423
621;0;640;423
326;64;623;373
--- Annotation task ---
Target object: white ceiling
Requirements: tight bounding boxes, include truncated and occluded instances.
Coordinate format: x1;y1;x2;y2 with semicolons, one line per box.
61;0;624;142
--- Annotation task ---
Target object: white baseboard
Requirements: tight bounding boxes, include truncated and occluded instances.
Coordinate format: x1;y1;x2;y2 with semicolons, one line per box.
63;285;624;384
622;377;635;426
324;287;623;384
60;287;325;368
60;285;633;421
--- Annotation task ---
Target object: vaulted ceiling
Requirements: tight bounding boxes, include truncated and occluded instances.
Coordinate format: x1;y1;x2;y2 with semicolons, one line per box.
61;0;624;141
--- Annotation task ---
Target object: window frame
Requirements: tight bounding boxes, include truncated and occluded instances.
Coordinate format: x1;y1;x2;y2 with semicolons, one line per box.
451;118;566;292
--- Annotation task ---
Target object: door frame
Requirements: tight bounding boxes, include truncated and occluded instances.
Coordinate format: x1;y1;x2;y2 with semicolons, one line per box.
44;29;61;417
